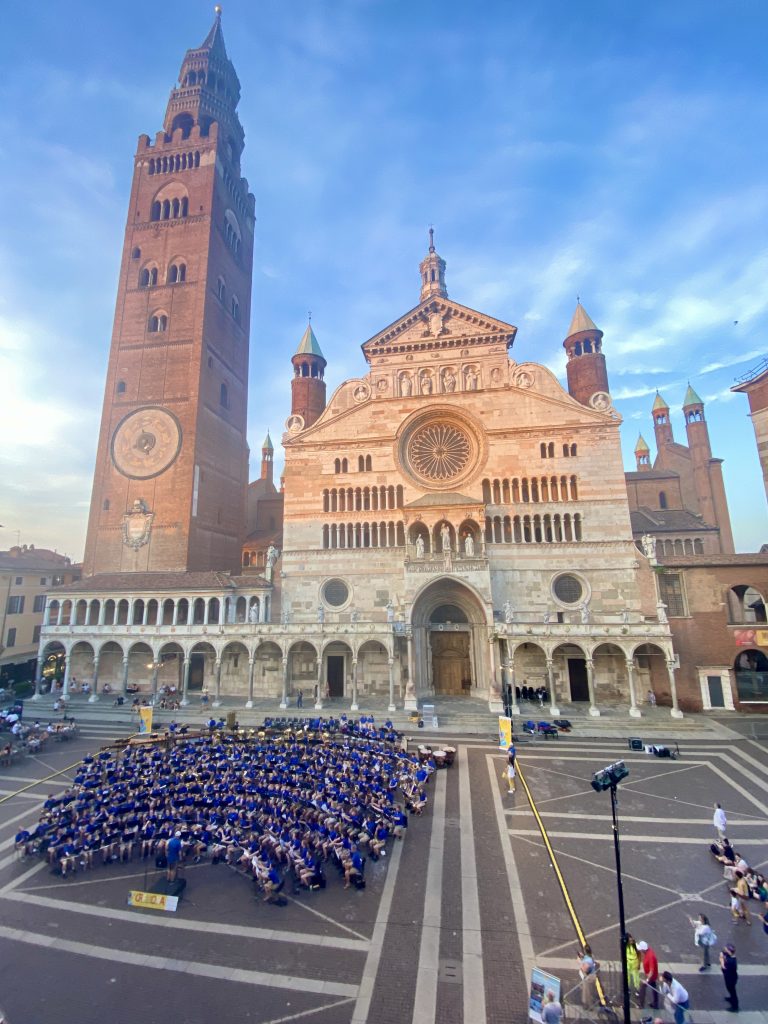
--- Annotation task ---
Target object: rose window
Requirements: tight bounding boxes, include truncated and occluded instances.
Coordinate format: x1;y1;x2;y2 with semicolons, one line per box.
408;422;471;482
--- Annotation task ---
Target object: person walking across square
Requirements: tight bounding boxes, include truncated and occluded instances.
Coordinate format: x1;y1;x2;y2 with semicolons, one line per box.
713;803;728;841
692;912;716;971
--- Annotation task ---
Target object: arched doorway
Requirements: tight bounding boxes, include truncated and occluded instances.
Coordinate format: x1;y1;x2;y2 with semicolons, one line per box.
734;648;768;703
410;578;490;698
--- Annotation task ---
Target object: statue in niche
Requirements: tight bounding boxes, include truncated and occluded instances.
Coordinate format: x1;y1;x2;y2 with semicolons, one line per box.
656;601;668;624
400;374;413;397
543;609;551;624
503;601;514;624
491;367;502;385
420;371;433;395
442;368;456;393
317;606;325;623
415;534;425;559
440;522;451;552
386;600;395;622
465;367;479;391
621;608;630;624
463;532;475;557
580;602;590;624
248;604;259;624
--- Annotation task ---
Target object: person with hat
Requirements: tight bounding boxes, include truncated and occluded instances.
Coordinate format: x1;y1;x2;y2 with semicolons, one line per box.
637;940;659;1010
720;943;739;1012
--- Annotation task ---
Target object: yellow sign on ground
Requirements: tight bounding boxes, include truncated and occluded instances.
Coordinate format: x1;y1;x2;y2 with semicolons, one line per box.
128;890;178;912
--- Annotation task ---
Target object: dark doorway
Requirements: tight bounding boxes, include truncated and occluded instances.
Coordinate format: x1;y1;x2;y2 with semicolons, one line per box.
327;655;345;697
568;658;589;701
707;675;725;708
189;653;205;691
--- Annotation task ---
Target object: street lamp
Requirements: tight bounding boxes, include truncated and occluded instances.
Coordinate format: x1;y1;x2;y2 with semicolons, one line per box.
591;759;631;1024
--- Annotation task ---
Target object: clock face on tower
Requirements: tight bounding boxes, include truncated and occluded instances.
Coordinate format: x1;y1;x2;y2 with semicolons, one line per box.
110;407;182;480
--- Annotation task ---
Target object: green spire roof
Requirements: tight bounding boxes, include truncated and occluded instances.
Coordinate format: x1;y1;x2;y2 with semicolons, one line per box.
634;433;650;453
566;301;598;337
652;391;668;412
295;324;324;358
683;382;704;407
262;430;273;451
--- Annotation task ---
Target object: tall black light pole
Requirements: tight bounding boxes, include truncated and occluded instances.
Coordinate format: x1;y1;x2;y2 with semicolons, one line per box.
592;760;630;1024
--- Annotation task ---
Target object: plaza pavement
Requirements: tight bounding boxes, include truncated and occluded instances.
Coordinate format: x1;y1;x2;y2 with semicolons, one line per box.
0;695;765;1024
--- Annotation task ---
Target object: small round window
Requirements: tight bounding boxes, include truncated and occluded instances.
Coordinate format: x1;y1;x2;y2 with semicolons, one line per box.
322;578;350;608
553;574;583;604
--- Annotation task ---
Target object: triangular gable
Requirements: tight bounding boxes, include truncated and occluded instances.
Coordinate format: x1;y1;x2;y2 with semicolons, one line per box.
361;297;516;360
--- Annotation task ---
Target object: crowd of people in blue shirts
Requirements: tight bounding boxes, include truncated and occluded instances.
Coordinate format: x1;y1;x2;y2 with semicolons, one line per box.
15;716;430;901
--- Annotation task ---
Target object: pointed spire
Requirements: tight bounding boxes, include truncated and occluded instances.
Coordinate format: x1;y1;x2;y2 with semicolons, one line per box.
262;430;273;451
201;5;228;56
295;323;324;358
683;382;704;407
652;391;669;412
634;433;650;453
566;301;598;338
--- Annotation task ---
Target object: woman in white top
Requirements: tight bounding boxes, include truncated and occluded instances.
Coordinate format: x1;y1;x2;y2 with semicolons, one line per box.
692;912;715;970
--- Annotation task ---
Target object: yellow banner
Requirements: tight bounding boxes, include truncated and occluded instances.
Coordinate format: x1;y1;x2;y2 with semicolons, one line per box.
128;890;178;912
756;630;768;647
138;706;153;734
498;715;513;751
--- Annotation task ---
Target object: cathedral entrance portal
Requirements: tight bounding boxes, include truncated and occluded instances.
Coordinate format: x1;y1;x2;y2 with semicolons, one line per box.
430;628;472;695
410;579;490;699
568;658;589;701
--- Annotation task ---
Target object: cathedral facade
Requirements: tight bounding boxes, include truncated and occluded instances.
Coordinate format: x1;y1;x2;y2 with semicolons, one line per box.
35;12;684;719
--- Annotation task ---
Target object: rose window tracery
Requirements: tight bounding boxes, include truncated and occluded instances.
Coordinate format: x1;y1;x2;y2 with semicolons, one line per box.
408;422;471;481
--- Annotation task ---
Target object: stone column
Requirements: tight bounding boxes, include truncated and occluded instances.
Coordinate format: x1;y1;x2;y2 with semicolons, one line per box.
98;602;106;626
314;655;324;710
246;657;256;708
586;657;600;717
218;600;225;627
32;646;45;701
388;656;396;713
181;657;191;706
404;632;417;711
505;639;520;716
626;658;641;718
121;655;129;696
546;657;560;716
351;657;359;711
150;660;160;700
212;658;222;707
62;653;71;698
280;656;289;709
488;636;503;712
260;598;267;624
89;654;100;702
667;658;684;719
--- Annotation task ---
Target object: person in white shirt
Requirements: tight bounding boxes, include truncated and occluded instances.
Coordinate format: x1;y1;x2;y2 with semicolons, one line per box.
713;803;727;840
661;971;690;1024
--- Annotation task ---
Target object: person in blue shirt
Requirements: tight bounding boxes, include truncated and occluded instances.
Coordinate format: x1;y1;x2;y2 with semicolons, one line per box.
166;831;183;881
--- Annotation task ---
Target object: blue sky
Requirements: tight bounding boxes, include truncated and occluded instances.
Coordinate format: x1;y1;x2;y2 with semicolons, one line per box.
1;0;767;557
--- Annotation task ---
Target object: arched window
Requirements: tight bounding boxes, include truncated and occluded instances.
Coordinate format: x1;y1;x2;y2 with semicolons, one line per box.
116;380;126;395
168;262;186;284
659;491;668;509
570;444;577;457
231;296;240;323
220;382;229;409
217;277;226;302
131;247;141;259
334;458;341;473
170;112;194;139
152;183;190;223
341;458;348;473
151;201;161;221
540;442;547;458
223;210;242;256
727;585;767;624
563;443;570;457
358;455;365;472
148;313;168;332
366;455;372;472
102;499;110;511
548;442;554;458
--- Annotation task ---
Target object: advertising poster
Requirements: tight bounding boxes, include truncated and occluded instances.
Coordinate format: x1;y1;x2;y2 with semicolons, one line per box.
138;706;153;734
498;715;513;751
128;890;178;912
528;967;560;1023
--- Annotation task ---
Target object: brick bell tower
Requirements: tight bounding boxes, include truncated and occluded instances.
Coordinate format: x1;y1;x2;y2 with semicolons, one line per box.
563;301;609;406
83;8;255;576
290;322;327;429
